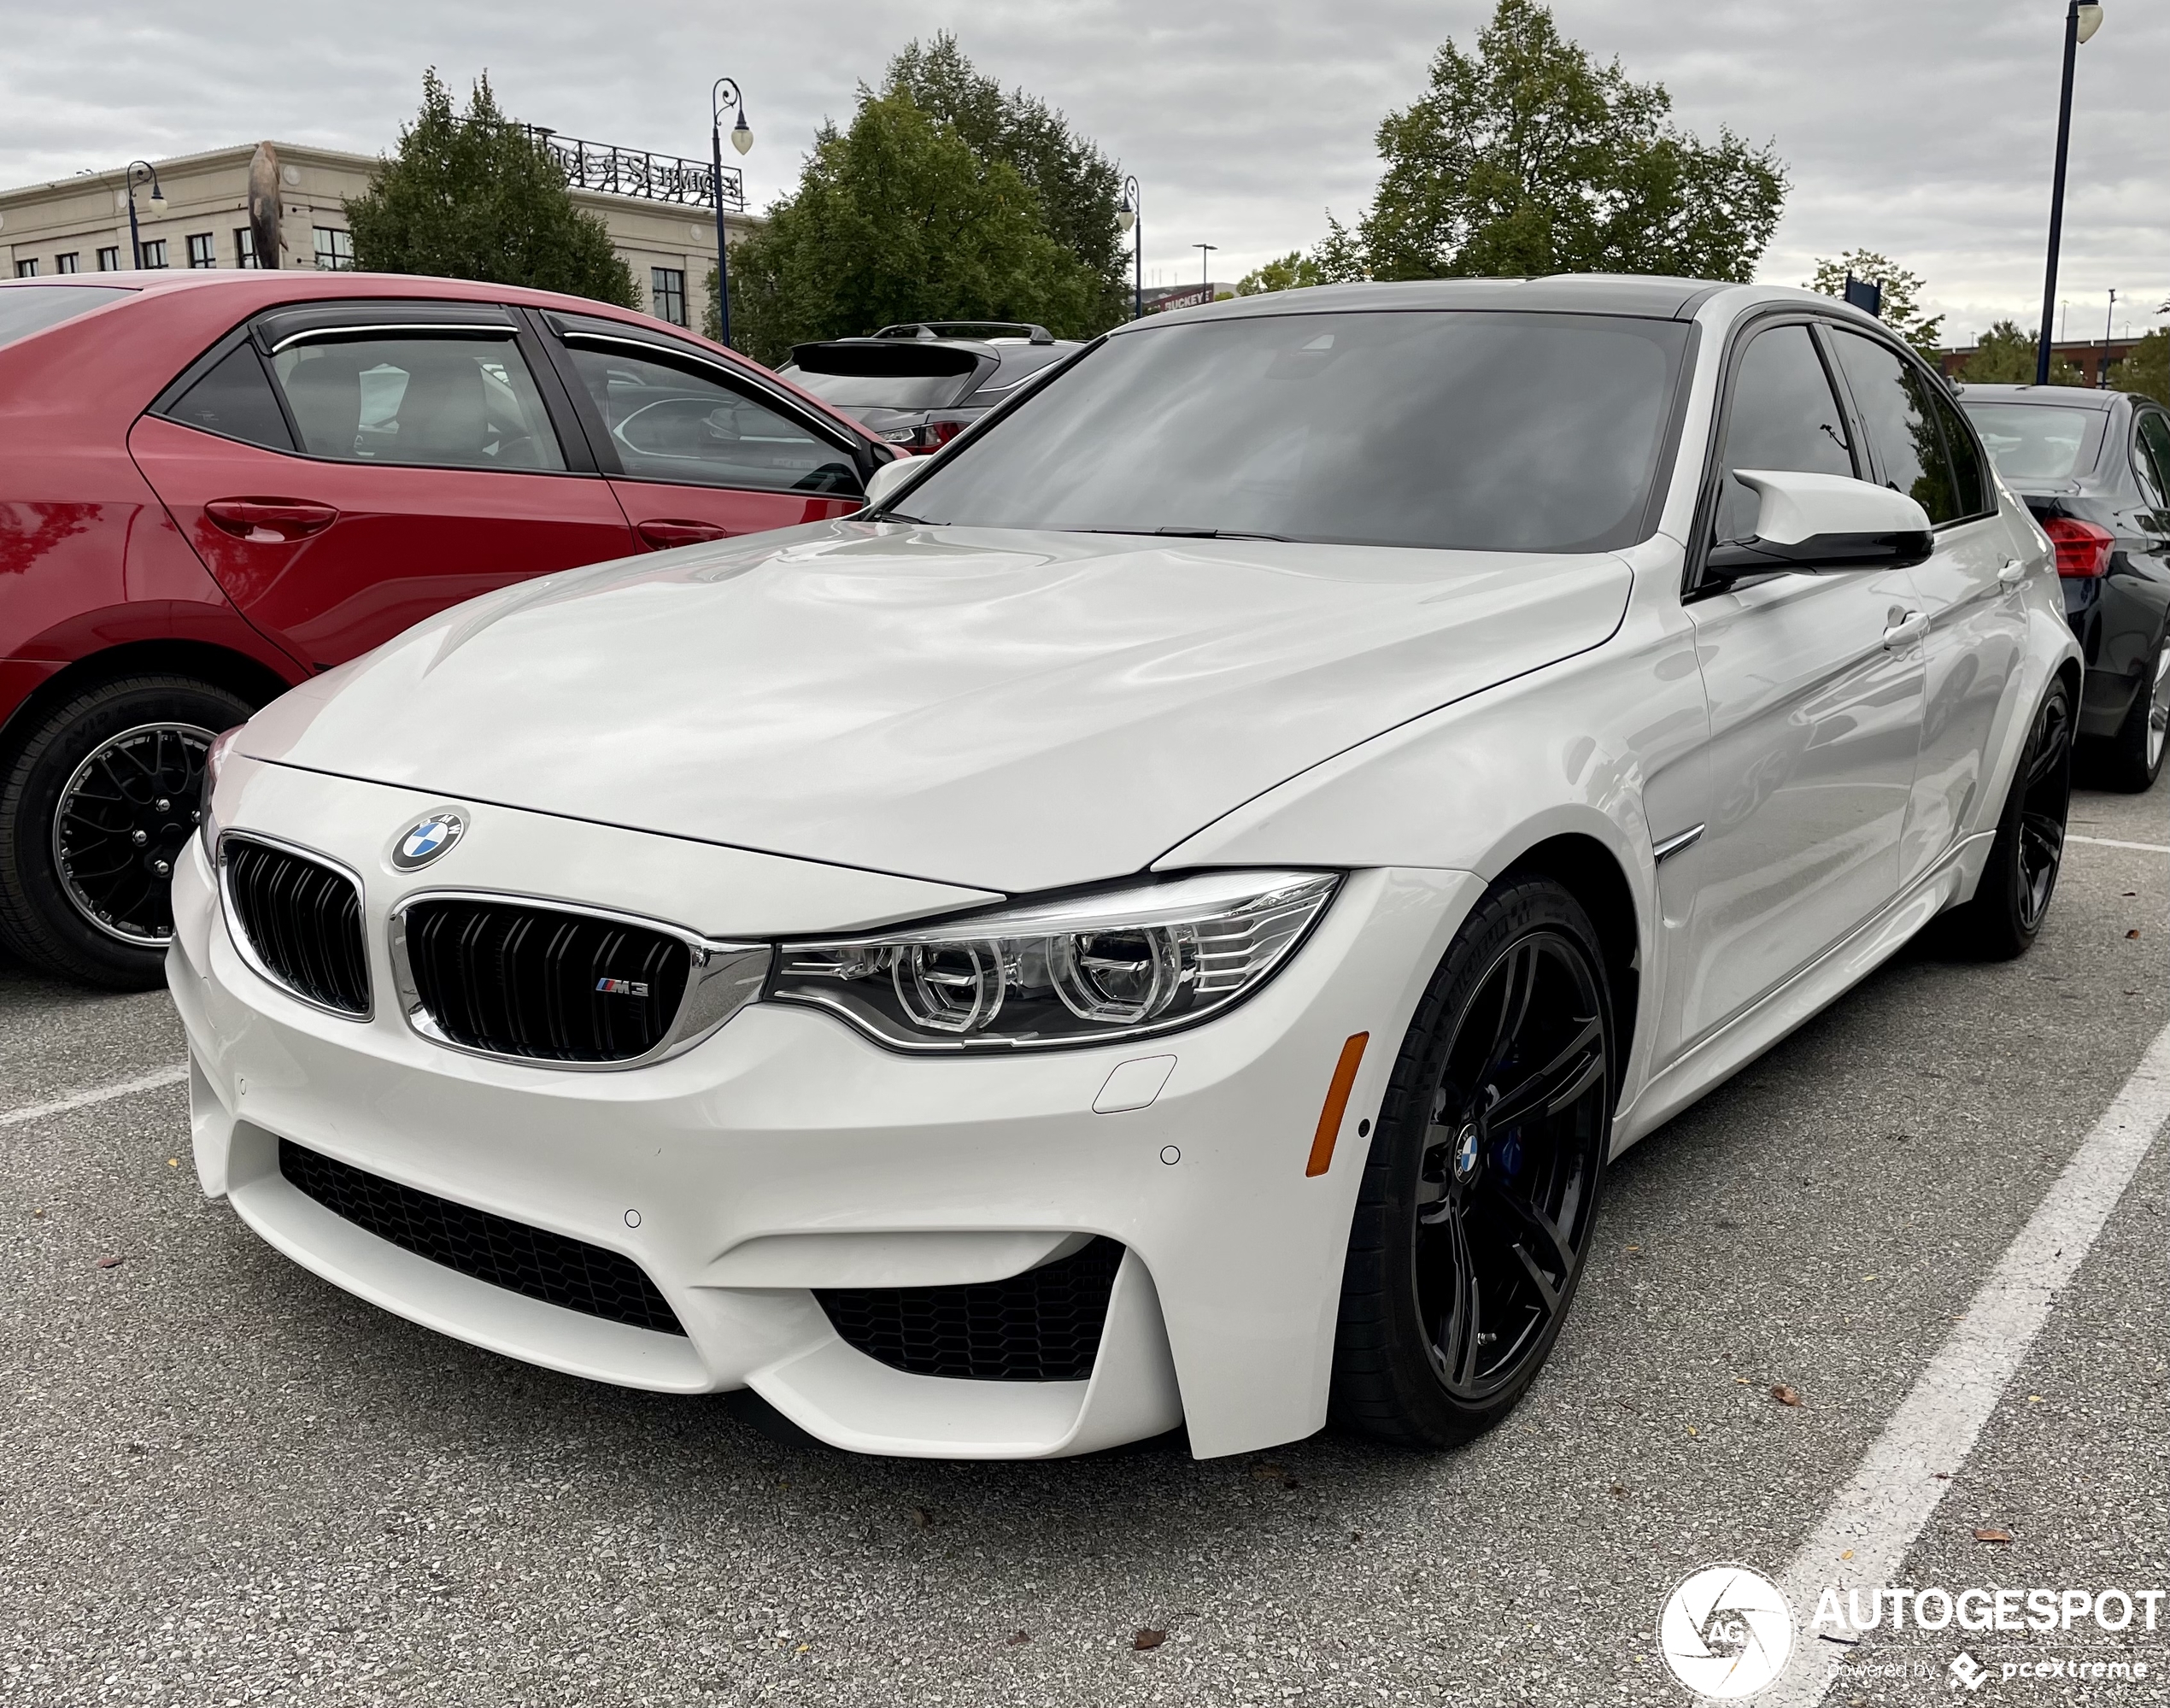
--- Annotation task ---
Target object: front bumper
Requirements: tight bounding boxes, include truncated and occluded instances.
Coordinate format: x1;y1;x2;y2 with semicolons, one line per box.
170;760;1478;1459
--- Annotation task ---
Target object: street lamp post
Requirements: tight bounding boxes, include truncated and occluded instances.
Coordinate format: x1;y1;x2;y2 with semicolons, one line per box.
711;79;752;348
1117;177;1141;320
2099;287;2117;387
124;161;167;271
2035;1;2105;385
1194;243;1218;295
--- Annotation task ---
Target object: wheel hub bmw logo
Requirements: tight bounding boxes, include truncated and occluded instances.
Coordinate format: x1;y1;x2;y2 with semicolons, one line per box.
1452;1122;1483;1183
392;812;466;870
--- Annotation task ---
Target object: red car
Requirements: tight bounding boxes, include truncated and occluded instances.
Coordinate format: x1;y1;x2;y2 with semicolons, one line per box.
0;272;893;989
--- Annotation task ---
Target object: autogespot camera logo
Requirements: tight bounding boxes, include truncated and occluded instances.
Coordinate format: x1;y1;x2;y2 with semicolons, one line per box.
1660;1564;1795;1699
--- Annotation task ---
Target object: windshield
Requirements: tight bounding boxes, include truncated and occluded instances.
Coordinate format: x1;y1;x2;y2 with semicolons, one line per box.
888;310;1690;554
782;366;970;411
1960;402;2107;484
0;285;132;351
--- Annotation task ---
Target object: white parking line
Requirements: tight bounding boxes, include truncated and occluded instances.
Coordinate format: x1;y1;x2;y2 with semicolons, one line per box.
0;1064;189;1129
1764;1016;2170;1705
2067;834;2170;854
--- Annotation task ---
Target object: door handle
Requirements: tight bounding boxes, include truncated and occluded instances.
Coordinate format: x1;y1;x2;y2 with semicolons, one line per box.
1997;559;2027;585
204;498;340;543
1882;610;1930;650
636;519;732;549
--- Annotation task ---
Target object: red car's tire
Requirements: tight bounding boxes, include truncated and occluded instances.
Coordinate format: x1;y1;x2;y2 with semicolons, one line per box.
0;674;252;989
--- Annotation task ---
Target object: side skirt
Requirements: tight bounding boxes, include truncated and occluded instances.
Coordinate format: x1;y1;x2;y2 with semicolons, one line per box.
1611;830;1994;1153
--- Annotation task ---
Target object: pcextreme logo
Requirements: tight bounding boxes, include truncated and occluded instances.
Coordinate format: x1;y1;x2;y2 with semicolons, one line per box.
1659;1564;1794;1699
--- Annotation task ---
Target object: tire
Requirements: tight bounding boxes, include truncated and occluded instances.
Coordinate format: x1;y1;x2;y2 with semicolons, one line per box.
2093;636;2168;794
1945;678;2075;962
0;675;252;989
1329;877;1615;1450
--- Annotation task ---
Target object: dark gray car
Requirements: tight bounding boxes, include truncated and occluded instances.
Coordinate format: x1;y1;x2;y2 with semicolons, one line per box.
779;322;1082;455
1960;383;2170;789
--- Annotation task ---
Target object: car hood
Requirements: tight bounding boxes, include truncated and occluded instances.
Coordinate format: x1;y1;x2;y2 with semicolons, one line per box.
239;521;1632;895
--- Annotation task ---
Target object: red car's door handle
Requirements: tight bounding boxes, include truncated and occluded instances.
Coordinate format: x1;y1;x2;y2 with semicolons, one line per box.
636;519;733;549
204;499;341;543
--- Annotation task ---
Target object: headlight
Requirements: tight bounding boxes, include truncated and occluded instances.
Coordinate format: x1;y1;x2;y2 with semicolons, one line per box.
198;724;244;858
765;870;1340;1051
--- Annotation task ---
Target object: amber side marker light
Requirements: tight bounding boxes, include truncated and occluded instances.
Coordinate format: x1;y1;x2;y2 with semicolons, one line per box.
1305;1033;1370;1177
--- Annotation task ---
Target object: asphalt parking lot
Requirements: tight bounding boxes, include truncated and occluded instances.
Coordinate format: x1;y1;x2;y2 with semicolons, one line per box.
3;769;2164;1708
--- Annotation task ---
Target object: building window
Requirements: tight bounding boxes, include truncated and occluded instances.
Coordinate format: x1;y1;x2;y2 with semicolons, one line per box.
97;246;120;272
14;259;38;278
55;252;80;273
649;267;688;328
186;232;216;268
312;226;354;271
234;227;261;268
141;238;168;269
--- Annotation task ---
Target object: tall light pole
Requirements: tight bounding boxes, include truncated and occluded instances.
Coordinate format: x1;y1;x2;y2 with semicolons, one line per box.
711;79;752;348
1194;243;1218;295
1117;176;1141;320
2099;286;2117;386
124;161;166;270
2036;2;2105;385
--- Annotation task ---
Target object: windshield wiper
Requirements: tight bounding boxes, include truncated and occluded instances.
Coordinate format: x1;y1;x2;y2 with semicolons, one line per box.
1067;525;1294;543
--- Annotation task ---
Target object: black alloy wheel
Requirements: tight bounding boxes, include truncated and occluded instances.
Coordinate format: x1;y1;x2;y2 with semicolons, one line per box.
52;721;214;946
1947;678;2074;961
0;674;253;989
1332;877;1615;1448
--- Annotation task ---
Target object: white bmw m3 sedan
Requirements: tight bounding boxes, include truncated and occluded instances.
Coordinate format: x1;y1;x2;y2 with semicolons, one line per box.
169;276;2081;1461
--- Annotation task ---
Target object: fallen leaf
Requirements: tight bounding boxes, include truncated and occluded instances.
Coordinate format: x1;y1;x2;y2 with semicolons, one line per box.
1840;1550;1854;1561
1006;1631;1029;1646
1862;1275;1880;1282
2026;1395;2043;1405
95;1255;124;1269
1609;1484;1627;1498
1975;1529;2013;1544
1772;1385;1803;1407
2128;930;2143;941
166;1158;179;1168
1734;1376;1751;1386
1350;1530;1364;1541
1686;1425;1699;1438
1251;1463;1298;1488
1133;1629;1167;1652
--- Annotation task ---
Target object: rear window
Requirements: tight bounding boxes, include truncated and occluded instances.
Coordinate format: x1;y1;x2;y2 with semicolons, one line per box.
1961;402;2107;484
890;310;1691;555
0;285;132;350
783;366;971;411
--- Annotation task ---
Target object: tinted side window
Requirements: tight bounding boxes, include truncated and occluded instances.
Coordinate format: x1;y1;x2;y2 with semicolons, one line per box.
165;344;294;451
567;346;860;496
1927;385;1991;519
2132;413;2170;514
1712;324;1856;543
1829;330;1957;525
267;336;567;471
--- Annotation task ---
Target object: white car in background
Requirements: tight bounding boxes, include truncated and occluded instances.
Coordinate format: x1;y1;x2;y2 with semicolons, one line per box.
170;276;2079;1461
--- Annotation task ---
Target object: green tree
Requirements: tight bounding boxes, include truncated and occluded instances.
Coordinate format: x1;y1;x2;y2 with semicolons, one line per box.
720;91;1105;366
1806;250;1944;356
1954;319;2085;387
2112;327;2168;405
1315;0;1785;285
883;34;1127;326
345;71;636;308
1235;251;1328;296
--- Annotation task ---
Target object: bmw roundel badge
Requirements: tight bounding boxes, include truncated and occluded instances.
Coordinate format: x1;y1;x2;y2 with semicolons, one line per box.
392;812;466;871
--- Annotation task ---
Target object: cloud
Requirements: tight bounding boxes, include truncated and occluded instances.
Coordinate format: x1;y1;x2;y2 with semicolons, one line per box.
3;0;2162;342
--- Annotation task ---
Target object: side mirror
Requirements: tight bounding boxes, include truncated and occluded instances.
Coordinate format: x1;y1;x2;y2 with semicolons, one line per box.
862;454;919;512
1706;468;1933;581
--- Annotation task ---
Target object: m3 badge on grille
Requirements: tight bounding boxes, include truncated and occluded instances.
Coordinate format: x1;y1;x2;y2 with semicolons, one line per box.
595;977;650;997
391;812;466;871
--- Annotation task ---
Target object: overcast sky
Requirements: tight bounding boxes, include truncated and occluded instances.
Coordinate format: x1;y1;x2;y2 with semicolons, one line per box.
3;0;2163;346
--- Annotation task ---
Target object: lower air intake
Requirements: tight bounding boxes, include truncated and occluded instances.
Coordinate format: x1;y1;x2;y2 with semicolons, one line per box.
816;1237;1123;1382
278;1138;683;1335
